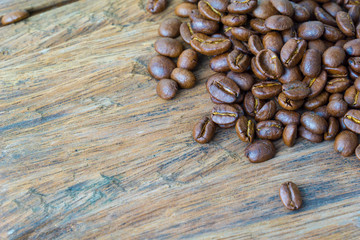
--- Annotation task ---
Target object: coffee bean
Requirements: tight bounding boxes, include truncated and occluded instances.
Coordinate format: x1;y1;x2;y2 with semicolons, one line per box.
252;81;282;100
291;2;310;22
314;7;337;26
250;18;271;34
211;104;239;126
265;15;294;31
324;65;348;78
327;99;348;118
248;35;264;55
280;38;307;68
323;24;346;42
324;117;340;141
156;79;178;100
279;182;302;210
180;22;194;44
155;38;183;58
298;21;325;40
245;140;276;163
226;72;254;91
251;57;268;81
263;31;283;54
221;14;247;27
193;116;217;143
270;0;294;16
356;144;360;160
230;36;251;54
253;0;279;19
198;0;227;22
300;49;322;78
235;116;255;143
159;18;182;38
304;91;329;110
349;57;360;73
314;105;330;120
148;55;176;80
278;92;304;111
175;3;197;17
343;109;360;134
231;26;256;41
256;120;283;140
343;39;360;56
275;110;300;125
308;39;328;54
190;10;220;34
1;10;29;25
301;111;328;135
329;93;343;102
334;130;358;157
244;92;265;117
227;0;257;14
190;33;232;56
303;70;327;98
227;50;251;73
298;125;324;143
323;2;342;18
256;49;284;79
283;124;297;147
207;73;240;103
344;86;360;108
298;0;318;19
177;49;198;70
282;80;310;101
255;100;277;122
171;68;196;88
325;78;351;93
210;53;230;72
336;11;355;37
279;66;303;84
322;46;346;68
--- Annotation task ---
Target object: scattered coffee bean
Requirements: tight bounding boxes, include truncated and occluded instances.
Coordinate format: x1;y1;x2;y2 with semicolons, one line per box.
256;120;283;140
175;3;197;17
171;68;196;88
235;116;255;143
334;130;358;157
193;116;217;144
158;18;182;38
245;140;276;163
279;182;302;210
1;10;29;25
177;49;198;70
155;37;183;58
148;55;176;80
283;124;297;147
156;79;178;100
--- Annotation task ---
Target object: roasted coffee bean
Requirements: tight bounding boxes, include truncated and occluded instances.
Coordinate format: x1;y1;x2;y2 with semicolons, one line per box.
193;116;217;143
210;53;230;72
300;49;322;78
245;140;276;163
227;72;254;91
349;58;360;73
324;117;340;140
315;7;337;26
227;0;258;14
327;99;348;118
207;73;240;103
301;111;328;135
298;21;325;40
159;18;182;38
180;22;194;44
324;65;348;78
231;27;256;41
304;91;329;110
303;70;327;98
251;57;268;80
279;182;302;210
344;86;360;108
329;93;343;102
356;144;360;160
250;18;271;34
191;10;220;34
323;24;346;42
211;104;239;126
1;10;29;25
155;38;183;58
227;50;251;73
156;79;178;100
299;125;324;143
263;32;283;54
171;68;196;88
314;105;330;120
275;110;300;125
244;92;265;117
255;100;276;122
190;33;232;56
265;15;294;31
323;2;342;18
291;2;311;22
230;36;251;54
175;3;197;17
348;5;360;25
336;11;355;37
308;39;328;54
221;14;247;27
279;67;303;84
270;0;294;16
252;81;282;100
344;109;360;134
280;38;307;68
198;0;227;22
343;39;360;56
256;120;283;140
298;0;319;19
282;28;297;43
256;49;284;79
325;78;351;93
177;49;198;70
322;46;346;68
278;92;304;110
148;55;176;80
235;116;255;143
282;80;310;100
334;130;358;157
248;35;264;55
253;0;279;19
283;124;297;147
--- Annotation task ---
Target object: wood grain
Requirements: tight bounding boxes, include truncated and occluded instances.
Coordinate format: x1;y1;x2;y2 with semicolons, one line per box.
1;0;360;239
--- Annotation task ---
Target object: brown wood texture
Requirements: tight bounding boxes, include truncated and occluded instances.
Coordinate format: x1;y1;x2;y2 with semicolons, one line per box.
1;0;360;239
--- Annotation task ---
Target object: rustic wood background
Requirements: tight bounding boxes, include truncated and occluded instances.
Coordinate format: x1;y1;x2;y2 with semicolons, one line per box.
0;0;359;239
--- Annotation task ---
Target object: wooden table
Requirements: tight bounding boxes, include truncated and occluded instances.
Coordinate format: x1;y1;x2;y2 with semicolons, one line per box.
1;0;359;239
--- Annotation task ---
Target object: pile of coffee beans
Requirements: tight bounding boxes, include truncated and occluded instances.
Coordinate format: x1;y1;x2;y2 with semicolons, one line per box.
146;0;360;210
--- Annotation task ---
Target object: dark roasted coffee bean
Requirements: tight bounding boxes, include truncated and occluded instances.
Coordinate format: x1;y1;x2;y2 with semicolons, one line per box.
344;109;360;134
280;38;307;68
308;39;328;54
250;18;271;34
356;144;360;160
348;5;360;25
298;0;319;19
327;99;348;118
211;104;239;125
256;120;283;140
227;72;254;91
323;2;342;18
193;116;217;143
275;110;300;125
263;32;283;54
279;67;303;84
324;65;348;78
177;49;198;70
175;3;197;17
314;7;337;26
322;46;346;68
252;81;282;100
270;0;294;16
227;50;251;73
291;2;310;22
155;38;183;58
148;55;176;80
299;125;323;142
334;130;358;157
156;79;178;100
191;33;231;56
282;80;310;100
324;117;340;141
279;182;302;210
231;27;256;41
278;92;304;110
349;58;360;73
256;49;284;79
304;91;329;110
301;111;328;134
244;92;265;117
227;0;257;14
236;116;255;143
298;21;325;40
323;24;346;42
198;0;227;22
171;68;196;88
325;78;351;93
265;15;294;31
180;22;194;44
251;57;268;80
191;10;220;34
343;39;360;57
303;71;327;98
344;86;360;108
255;100;277;122
159;18;182;38
1;10;29;25
283;124;297;147
253;0;279;19
207;73;240;103
221;14;247;27
300;49;322;78
336;11;355;37
210;53;230;72
245;140;276;163
248;35;264;55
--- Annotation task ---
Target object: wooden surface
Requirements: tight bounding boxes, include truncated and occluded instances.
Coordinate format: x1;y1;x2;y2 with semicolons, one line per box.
1;0;360;239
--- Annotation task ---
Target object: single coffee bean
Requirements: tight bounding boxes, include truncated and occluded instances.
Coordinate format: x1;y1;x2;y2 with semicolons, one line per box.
155;38;183;58
221;14;247;27
255;100;277;122
265;15;294;31
336;11;355;37
298;21;325;40
344;86;360;108
207;73;240;103
314;7;337;26
323;24;346;42
325;78;351;93
282;80;311;100
156;79;178;100
231;26;256;41
327;99;348;118
323;2;342;18
270;0;294;16
158;18;182;38
300;49;322;78
210;53;230;72
227;50;251;73
256;120;283;140
324;117;340;141
303;70;327;98
324;65;348;78
244;92;265;117
291;2;311;22
227;0;258;14
304;91;329;110
279;66;303;84
356;144;360;160
314;105;330;120
193;116;217;144
190;10;220;35
263;31;283;54
298;0;318;19
248;35;264;55
252;81;282;100
171;68;196;88
177;49;198;71
190;33;232;56
308;39;328;54
275;110;300;125
343;39;360;57
180;22;194;44
252;0;279;19
334;130;358;157
301;111;328;135
250;18;271;34
256;49;284;79
148;55;176;80
278;92;304;110
349;58;360;73
251;57;268;81
322;46;346;68
175;3;197;17
235;116;255;143
282;124;297;147
280;38;307;68
227;72;254;91
1;10;29;25
211;104;239;126
279;182;302;210
245;140;276;163
198;0;227;22
299;125;324;143
344;109;360;134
